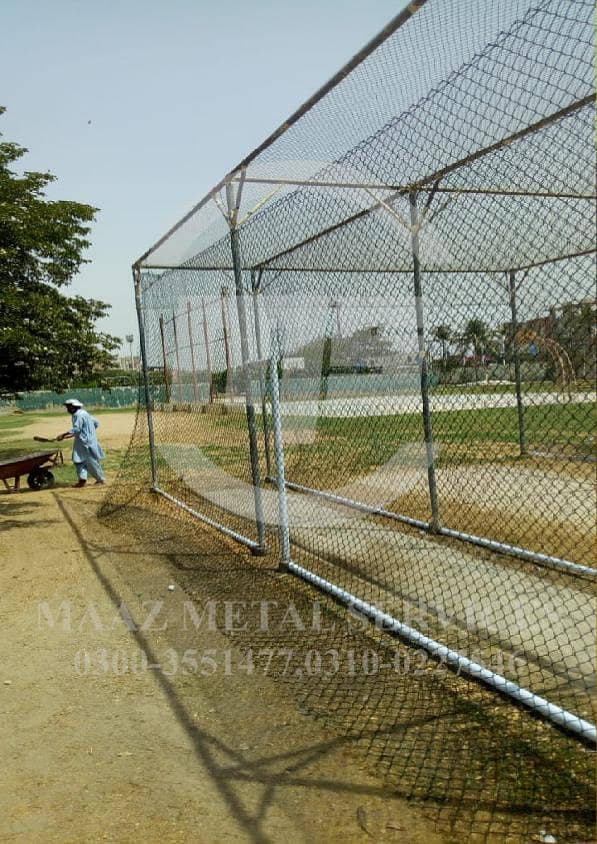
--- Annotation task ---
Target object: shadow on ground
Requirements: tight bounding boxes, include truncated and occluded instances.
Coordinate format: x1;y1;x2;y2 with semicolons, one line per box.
55;491;443;844
0;496;63;530
62;477;597;844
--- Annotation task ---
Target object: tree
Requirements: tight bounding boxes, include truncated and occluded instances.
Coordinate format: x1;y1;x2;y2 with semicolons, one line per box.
459;318;493;382
553;301;596;380
460;319;491;356
0;107;119;396
431;324;452;370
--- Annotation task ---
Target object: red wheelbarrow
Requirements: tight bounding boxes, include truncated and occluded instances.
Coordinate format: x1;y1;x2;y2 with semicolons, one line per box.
0;450;63;493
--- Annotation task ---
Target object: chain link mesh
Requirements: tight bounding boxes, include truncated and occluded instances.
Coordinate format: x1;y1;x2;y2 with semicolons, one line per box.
102;0;595;837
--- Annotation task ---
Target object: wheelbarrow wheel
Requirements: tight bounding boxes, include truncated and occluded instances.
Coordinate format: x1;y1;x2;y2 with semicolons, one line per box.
27;468;55;490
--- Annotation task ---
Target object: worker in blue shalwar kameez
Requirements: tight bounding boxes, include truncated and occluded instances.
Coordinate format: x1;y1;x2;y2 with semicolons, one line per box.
57;399;105;488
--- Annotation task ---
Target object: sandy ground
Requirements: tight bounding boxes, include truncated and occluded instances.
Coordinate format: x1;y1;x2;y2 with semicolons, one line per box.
2;410;594;841
0;483;439;844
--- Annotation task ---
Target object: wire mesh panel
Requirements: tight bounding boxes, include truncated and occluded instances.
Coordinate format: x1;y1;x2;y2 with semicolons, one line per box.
138;267;271;551
132;0;596;758
256;269;594;726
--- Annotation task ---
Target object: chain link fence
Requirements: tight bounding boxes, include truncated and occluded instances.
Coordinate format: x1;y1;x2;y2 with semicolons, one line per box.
104;0;595;823
0;386;144;412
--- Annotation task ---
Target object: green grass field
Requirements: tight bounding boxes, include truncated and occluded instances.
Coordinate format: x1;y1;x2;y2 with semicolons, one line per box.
432;380;595;396
2;398;593;492
145;399;594;496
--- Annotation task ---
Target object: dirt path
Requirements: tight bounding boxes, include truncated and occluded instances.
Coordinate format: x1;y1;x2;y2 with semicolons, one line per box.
0;485;438;844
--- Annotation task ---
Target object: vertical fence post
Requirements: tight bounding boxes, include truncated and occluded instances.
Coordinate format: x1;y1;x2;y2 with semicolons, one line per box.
202;298;214;403
508;269;527;456
220;286;235;397
409;191;440;531
226;180;266;553
133;268;158;489
158;314;170;403
186;301;199;403
172;309;184;403
269;327;291;569
251;269;272;477
319;334;332;402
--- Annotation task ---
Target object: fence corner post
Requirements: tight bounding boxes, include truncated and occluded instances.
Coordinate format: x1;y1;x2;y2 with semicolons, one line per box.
508;269;527;457
269;330;291;571
251;269;273;477
409;191;440;531
133;266;158;490
226;179;267;554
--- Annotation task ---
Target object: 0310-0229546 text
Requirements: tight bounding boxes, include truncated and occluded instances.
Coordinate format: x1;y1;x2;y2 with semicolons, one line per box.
72;645;461;678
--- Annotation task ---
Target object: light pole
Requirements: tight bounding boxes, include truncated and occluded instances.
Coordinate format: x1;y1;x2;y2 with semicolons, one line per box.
125;334;134;370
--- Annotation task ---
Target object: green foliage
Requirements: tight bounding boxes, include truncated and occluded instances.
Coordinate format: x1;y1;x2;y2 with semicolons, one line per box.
459;319;494;357
211;369;229;394
432;324;453;369
553;302;596;379
0;106;120;396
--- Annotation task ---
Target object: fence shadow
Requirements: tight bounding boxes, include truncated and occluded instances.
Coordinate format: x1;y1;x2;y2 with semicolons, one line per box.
95;485;595;842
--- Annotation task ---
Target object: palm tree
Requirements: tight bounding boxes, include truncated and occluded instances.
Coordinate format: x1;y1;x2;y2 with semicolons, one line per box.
432;324;452;371
460;319;492;382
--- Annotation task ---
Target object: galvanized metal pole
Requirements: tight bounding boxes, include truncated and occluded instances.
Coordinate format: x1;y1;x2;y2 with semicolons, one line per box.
251;270;272;477
201;298;214;403
269;331;291;569
158;314;170;403
226;181;266;553
172;309;184;403
220;287;234;397
285;559;596;747
319;335;332;402
508;270;527;456
186;301;199;403
133;269;158;489
409;191;440;531
270;477;595;579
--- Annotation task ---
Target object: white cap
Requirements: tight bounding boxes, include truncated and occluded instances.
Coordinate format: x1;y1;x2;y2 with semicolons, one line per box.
63;398;83;408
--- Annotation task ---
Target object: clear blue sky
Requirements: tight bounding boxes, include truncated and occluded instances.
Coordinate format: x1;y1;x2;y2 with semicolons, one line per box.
1;0;402;349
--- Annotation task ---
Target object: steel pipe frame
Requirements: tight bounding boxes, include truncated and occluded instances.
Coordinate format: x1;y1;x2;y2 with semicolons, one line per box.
186;301;200;402
140;247;597;276
134;269;159;488
409;191;440;530
219;285;235;397
134;89;592;272
251;269;273;477
218;98;596;275
262;398;596;742
128;4;597;749
201;297;214;403
171;308;184;403
268;333;291;568
238;177;596;202
153;487;262;553
158;313;171;403
226;180;267;553
508;269;528;457
286;559;596;748
265;476;596;581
